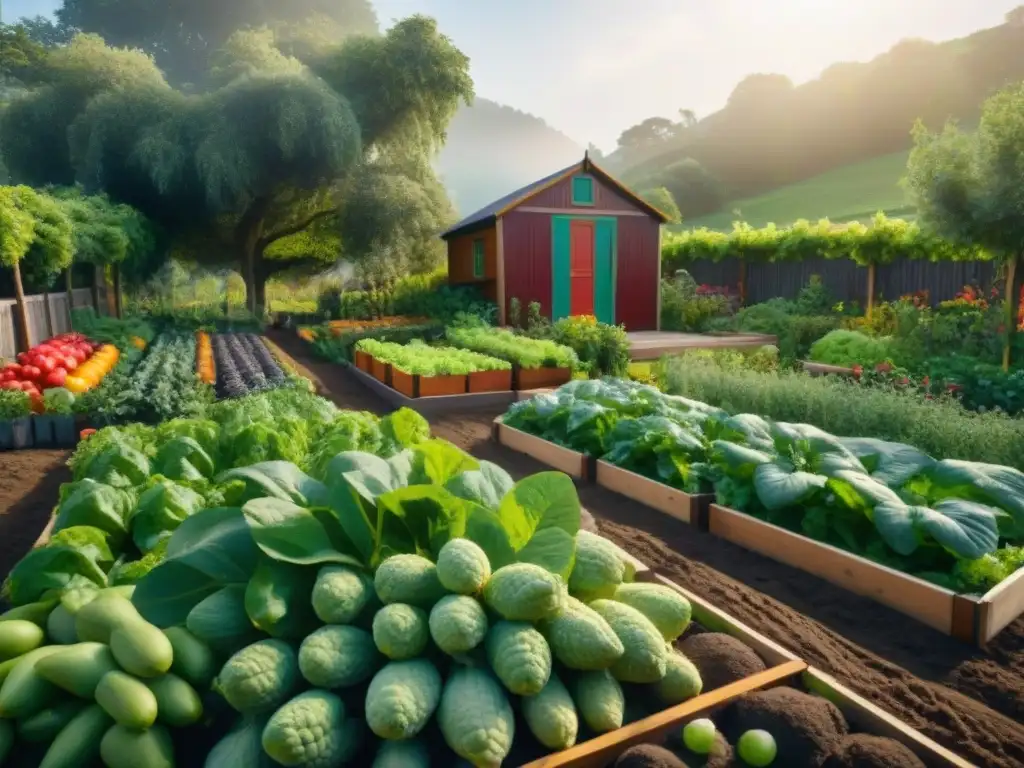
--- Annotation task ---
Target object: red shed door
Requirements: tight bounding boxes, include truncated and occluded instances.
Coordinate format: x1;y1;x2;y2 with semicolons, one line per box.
569;219;595;317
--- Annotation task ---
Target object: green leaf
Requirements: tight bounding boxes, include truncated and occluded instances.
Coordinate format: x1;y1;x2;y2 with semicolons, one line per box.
838;437;934;487
411;439;479;485
131;560;222;627
375;485;468;563
132;507;261;626
324;451;409;501
515;527;576;580
242;498;365;568
217;462;330;507
380;407;430;450
497;471;581;552
926;460;1024;536
244;556;318;640
464;506;516;570
826;469;903;513
753;462;828;512
444;461;514;510
709;440;773;479
3;545;108;607
325;483;376;565
130;478;205;554
153;436;216;481
873;500;1001;560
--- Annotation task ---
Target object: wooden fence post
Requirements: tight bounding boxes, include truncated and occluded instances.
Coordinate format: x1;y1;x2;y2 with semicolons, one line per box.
737;258;748;306
92;264;102;315
865;263;876;319
42;291;54;338
113;264;123;320
1003;252;1022;371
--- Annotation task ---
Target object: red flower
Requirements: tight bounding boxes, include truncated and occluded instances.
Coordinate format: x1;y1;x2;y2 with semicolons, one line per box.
852;365;863;379
922;376;930;387
947;383;962;392
900;377;910;385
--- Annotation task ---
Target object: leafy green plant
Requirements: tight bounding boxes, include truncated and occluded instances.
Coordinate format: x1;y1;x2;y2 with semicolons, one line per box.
539;317;630;378
445;326;578;370
0;389;30;420
356;339;510;376
43;387;76;415
504;377;1024;593
310;323;443;365
809;330;897;368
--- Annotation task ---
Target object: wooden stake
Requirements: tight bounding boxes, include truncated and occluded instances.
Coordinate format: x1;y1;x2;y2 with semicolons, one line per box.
42;291;54;338
1003;252;1022;372
92;264;101;315
64;269;75;329
737;258;748;306
113;264;123;320
12;261;31;353
866;262;876;319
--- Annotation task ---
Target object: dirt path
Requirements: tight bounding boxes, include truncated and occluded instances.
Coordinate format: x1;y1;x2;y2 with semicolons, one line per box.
0;450;71;580
267;330;1024;768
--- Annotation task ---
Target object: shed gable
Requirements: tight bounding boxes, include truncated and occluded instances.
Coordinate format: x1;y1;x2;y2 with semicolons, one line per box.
518;172;648;214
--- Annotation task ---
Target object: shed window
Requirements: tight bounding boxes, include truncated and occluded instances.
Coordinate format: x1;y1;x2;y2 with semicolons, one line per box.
571;175;595;205
472;238;485;278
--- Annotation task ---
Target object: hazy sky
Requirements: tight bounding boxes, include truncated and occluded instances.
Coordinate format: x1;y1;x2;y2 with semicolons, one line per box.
7;0;1022;149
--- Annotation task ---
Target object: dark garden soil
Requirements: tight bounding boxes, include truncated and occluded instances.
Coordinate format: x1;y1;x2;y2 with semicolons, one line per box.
0;449;70;579
266;329;1024;768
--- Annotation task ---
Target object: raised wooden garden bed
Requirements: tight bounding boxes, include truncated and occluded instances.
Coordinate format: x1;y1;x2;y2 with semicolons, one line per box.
370;357;390;385
596;461;713;527
469;368;513;393
346;364;514;415
354;349;372;372
390;370;469;398
515;365;573;390
527;571;968;767
708;503;1024;646
492;417;591;480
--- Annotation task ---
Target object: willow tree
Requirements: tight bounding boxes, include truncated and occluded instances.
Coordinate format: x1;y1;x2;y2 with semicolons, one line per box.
904;82;1024;369
0;34;168;187
66;17;472;314
0;186;74;350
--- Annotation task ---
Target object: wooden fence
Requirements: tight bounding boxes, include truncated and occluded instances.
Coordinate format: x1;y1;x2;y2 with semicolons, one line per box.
0;289;101;359
682;257;999;306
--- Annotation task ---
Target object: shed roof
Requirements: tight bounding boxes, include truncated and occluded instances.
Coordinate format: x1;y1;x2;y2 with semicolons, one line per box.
440;152;669;239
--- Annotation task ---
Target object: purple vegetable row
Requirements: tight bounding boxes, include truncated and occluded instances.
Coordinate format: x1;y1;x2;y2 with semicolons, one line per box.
212;333;287;399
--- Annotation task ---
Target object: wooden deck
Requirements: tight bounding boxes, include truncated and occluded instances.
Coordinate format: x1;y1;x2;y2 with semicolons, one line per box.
628;331;777;360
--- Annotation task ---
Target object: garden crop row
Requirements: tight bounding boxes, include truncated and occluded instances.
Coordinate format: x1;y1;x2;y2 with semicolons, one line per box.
212;332;288;399
497;378;1024;645
355;338;513;397
0;386;967;767
446;325;577;389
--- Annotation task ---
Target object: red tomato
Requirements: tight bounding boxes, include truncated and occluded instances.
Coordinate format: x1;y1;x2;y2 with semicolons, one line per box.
45;369;68;388
62;355;78;371
0;381;21;390
4;363;21;374
71;348;88;363
16;352;29;365
36;357;56;374
21;365;41;381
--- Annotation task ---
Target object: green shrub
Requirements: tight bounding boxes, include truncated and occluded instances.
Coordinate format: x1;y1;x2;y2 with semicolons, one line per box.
809;330;897;368
526;317;630;378
0;390;31;420
660;356;1024;470
715;302;839;363
659;275;731;332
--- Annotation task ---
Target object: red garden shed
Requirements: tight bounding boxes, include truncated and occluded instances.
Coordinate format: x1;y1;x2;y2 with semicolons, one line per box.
440;152;669;330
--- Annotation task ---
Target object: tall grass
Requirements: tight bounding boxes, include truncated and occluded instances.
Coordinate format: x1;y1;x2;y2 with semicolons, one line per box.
660;356;1024;470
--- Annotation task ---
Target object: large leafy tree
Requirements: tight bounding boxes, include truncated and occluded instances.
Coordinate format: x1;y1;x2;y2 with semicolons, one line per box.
0;33;167;187
904;82;1024;368
60;16;472;313
56;0;379;86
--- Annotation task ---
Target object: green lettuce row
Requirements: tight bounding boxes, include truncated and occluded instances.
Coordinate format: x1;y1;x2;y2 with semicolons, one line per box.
355;339;511;376
445;326;578;370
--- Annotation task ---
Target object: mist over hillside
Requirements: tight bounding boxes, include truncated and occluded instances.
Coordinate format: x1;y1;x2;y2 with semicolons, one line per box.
436;97;583;215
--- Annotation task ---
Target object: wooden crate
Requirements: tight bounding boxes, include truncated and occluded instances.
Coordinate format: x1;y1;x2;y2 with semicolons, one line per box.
526;572;971;768
492;418;591;480
515;365;573;390
595;461;714;528
468;368;513;393
708;504;1024;646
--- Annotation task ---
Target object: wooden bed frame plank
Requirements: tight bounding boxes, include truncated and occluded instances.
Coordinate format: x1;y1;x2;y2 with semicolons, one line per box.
979;564;1024;644
802;668;975;768
493;419;588;479
652;574;801;668
347;364;515;414
521;661;807;768
708;505;956;635
596;461;711;527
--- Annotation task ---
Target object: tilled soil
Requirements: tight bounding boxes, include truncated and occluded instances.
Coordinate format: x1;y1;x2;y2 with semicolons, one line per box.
0;449;70;579
266;330;1024;768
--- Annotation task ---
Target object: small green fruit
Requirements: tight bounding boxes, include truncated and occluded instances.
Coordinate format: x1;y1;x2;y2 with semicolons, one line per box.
738;729;777;766
682;717;717;754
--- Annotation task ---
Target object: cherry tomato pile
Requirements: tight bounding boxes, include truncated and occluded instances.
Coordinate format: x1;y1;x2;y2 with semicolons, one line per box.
0;333;120;411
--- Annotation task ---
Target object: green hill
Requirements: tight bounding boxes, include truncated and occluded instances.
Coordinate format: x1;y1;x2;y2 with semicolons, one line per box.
677;151;914;232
